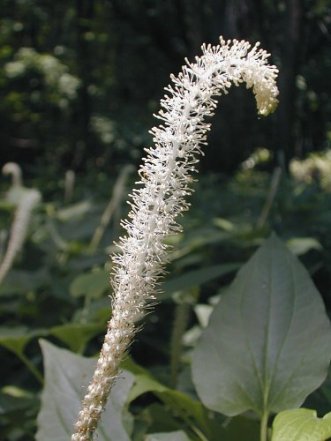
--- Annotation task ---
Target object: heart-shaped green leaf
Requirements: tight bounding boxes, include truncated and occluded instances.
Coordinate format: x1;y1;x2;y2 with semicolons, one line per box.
192;234;331;417
36;340;134;441
271;408;331;441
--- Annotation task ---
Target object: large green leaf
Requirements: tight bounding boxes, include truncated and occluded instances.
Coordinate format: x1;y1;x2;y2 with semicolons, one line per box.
286;237;322;256
36;340;134;441
50;322;105;353
271;408;331;441
192;234;331;417
70;268;109;299
0;327;47;356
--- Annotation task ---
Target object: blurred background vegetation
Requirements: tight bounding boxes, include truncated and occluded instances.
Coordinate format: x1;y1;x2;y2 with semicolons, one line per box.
1;1;331;440
0;0;330;177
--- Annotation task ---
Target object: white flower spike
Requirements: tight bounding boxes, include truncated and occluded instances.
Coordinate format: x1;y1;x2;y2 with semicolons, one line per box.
72;36;279;441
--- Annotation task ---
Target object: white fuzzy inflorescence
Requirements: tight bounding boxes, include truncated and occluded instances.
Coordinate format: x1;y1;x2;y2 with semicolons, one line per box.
0;164;41;284
0;190;41;284
71;37;279;441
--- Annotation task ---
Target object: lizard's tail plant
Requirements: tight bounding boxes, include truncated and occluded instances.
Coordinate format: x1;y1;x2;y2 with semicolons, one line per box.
72;36;279;441
0;163;41;284
2;162;23;188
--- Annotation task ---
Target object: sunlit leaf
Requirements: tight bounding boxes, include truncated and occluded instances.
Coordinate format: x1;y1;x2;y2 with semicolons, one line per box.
286;237;322;256
213;217;235;231
0;386;35;414
271;408;331;441
56;201;92;221
194;304;213;327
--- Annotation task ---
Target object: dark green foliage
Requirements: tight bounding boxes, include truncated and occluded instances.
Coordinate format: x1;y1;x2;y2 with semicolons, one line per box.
1;166;331;439
1;2;331;439
0;0;330;174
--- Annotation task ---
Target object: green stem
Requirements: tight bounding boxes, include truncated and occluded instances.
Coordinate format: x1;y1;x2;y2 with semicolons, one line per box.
17;352;44;385
260;411;269;441
191;425;209;441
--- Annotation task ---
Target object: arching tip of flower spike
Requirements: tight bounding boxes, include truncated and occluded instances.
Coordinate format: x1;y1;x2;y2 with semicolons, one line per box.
254;78;279;117
258;96;279;117
2;162;23;187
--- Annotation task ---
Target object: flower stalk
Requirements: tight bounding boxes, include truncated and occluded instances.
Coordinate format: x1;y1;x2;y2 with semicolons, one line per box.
71;37;279;441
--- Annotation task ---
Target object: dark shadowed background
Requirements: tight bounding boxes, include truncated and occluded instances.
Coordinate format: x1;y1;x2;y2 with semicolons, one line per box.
1;0;330;177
